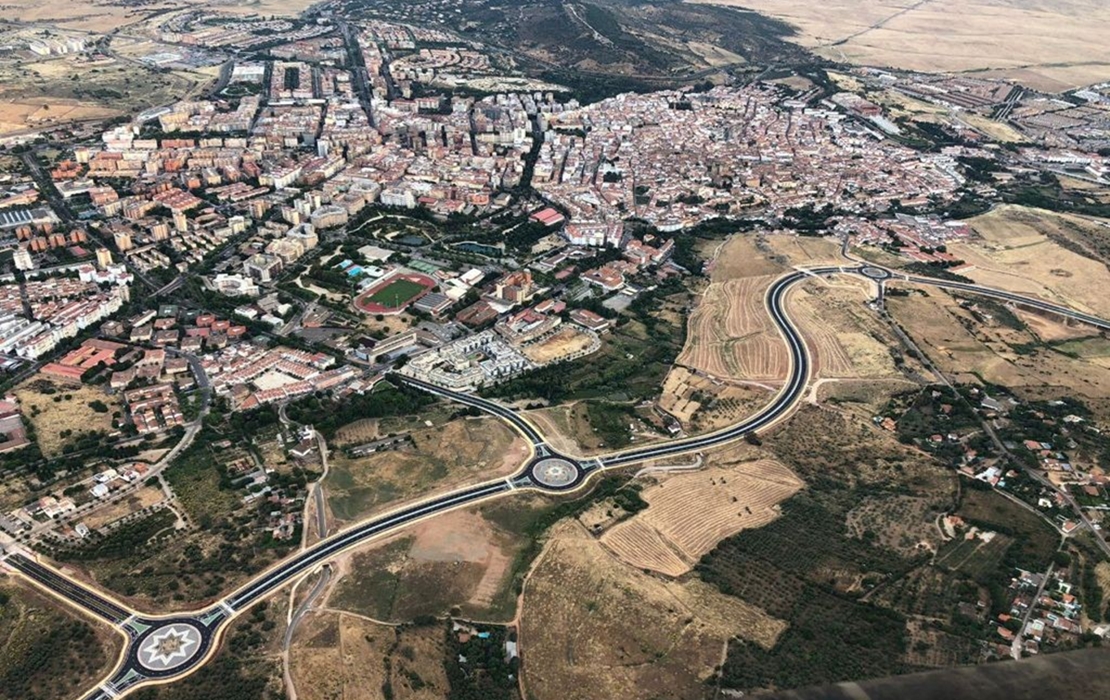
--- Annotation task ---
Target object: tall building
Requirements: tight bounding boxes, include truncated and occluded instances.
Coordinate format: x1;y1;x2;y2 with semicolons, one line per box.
243;253;283;283
96;248;114;270
113;230;133;252
494;270;534;304
13;247;34;272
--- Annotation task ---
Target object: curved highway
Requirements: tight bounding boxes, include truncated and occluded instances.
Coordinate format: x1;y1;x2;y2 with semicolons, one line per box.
4;263;1109;700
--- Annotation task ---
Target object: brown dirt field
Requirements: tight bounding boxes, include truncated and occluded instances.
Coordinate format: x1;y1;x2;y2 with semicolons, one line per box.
0;100;121;135
521;520;786;700
80;486;165;530
601;459;802;575
521;326;596;365
291;613;449;700
325;416;528;525
359;312;412;335
950;205;1110;319
887;288;1110;399
696;0;1110;90
407;509;514;610
15;380;119;456
522;402;607;455
328;506;526;622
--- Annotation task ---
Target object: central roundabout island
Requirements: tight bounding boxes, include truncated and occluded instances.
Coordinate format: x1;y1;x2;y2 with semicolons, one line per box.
136;622;204;674
527;455;585;490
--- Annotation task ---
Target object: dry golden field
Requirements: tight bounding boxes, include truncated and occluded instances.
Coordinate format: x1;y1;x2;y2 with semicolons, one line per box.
521;325;596;365
678;273;790;382
948;206;1110;318
325;416;527;525
520;520;786;700
693;0;1110;90
14;380;119;456
676;233;897;397
792;277;901;380
762;233;844;267
886;288;1110;400
600;458;802;576
291;614;449;700
80;486;165;530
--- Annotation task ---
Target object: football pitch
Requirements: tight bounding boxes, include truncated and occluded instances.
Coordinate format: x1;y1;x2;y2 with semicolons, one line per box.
366;278;426;307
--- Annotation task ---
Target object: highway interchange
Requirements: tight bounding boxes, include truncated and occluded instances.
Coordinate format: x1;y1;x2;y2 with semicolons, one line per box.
3;263;1110;699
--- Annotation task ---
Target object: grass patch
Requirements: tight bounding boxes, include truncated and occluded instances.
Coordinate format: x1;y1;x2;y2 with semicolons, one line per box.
331;539;411;619
956;488;1059;573
366;279;426;308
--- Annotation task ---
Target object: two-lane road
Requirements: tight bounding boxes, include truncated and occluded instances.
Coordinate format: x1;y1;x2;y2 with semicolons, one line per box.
6;263;1110;700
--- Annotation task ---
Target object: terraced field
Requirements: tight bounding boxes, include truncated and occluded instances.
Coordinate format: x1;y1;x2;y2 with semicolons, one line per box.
601;459;802;576
678;275;790;381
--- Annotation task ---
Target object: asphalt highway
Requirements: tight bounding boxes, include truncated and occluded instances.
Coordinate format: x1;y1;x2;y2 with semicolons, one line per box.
5;553;128;624
901;275;1110;331
226;480;510;610
397;374;546;444
6;263;1110;700
601;266;840;467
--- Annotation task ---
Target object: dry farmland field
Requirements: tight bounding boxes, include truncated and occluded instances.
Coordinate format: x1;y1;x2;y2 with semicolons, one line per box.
601;458;802;576
886;287;1110;399
676;233;897;395
947;206;1110;319
791;278;901;380
659;366;769;433
693;0;1110;90
521;520;786;700
679;273;789;381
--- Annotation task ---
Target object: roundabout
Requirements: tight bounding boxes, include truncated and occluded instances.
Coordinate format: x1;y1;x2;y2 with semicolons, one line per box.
8;264;1110;700
859;265;892;281
527;455;584;490
135;622;204;674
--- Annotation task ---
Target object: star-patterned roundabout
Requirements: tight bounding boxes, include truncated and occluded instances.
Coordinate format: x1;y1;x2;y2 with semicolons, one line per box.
136;622;203;672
